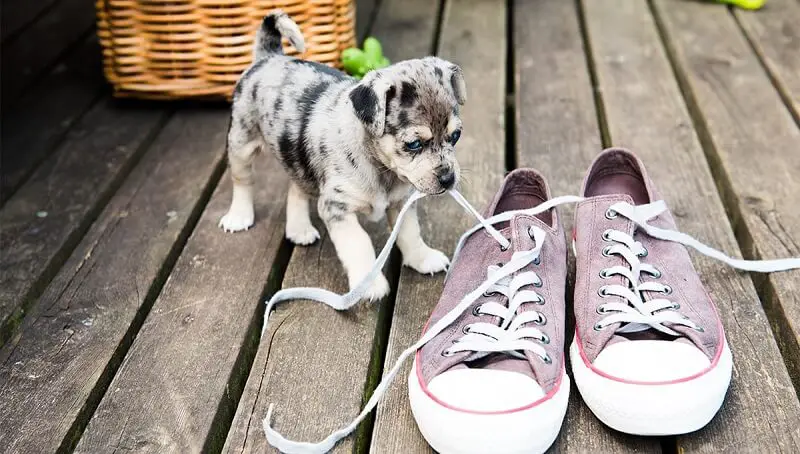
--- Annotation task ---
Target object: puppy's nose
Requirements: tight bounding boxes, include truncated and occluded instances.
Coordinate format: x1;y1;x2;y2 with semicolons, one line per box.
437;168;456;189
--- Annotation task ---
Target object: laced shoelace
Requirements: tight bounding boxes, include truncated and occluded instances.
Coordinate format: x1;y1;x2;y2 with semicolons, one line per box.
260;193;800;454
445;260;551;363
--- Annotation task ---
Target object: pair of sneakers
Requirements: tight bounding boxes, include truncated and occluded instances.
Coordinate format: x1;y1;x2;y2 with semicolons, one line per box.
261;148;800;454
409;148;786;453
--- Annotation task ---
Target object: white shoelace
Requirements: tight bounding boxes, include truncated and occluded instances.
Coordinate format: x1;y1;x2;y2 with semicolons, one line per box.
260;193;800;454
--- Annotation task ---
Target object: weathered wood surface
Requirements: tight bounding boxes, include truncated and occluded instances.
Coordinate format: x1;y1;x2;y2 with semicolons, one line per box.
515;1;658;452
734;0;800;122
653;0;800;441
1;37;104;205
0;100;169;346
370;0;508;452
69;112;279;454
0;109;227;454
0;0;95;108
587;0;800;451
1;0;61;41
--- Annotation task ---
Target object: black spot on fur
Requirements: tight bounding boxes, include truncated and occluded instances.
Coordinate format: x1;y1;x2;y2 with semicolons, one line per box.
278;131;300;173
322;199;348;222
434;67;443;78
274;96;283;114
293;59;349;80
398;110;410;128
350;85;378;126
333;186;343;193
251;81;260;102
400;82;417;107
319;142;329;156
385;85;396;118
233;81;244;100
258;15;283;55
385;124;398;136
345;149;358;168
293;81;331;185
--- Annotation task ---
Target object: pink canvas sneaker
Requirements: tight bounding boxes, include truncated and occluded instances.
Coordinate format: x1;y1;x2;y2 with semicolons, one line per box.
409;169;572;454
571;148;734;435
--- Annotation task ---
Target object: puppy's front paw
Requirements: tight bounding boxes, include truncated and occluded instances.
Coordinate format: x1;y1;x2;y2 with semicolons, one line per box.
403;246;450;275
350;272;391;302
219;209;254;233
285;223;320;246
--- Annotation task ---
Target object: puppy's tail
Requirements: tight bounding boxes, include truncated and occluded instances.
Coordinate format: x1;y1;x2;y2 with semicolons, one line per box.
254;10;305;60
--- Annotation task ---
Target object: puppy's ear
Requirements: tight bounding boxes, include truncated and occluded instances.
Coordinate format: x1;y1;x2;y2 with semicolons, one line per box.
449;64;467;105
349;72;392;136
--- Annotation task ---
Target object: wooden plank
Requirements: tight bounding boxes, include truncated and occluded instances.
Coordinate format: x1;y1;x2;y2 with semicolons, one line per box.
0;100;170;347
222;1;441;452
650;0;800;449
734;0;800;123
1;0;60;42
0;109;227;454
515;2;659;453
1;0;95;108
369;0;507;452
74;151;288;454
584;0;800;451
1;37;105;206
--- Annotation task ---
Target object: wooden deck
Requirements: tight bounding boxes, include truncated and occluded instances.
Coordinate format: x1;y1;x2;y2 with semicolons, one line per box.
1;0;799;452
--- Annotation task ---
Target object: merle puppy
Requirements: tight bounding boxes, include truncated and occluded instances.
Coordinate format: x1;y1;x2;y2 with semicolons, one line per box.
220;11;467;300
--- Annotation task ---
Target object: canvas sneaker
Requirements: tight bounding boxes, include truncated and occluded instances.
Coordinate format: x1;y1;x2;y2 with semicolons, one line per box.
408;169;572;454
571;148;732;435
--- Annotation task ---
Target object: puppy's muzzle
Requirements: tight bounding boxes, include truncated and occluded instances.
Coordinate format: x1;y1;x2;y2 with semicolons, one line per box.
436;166;456;190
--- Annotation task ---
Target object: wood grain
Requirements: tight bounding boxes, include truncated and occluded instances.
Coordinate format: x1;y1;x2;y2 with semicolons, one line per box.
0;0;61;42
369;0;507;452
515;1;658;452
586;0;800;451
0;109;227;454
651;0;800;449
734;0;800;123
0;100;169;347
1;0;95;109
1;37;104;205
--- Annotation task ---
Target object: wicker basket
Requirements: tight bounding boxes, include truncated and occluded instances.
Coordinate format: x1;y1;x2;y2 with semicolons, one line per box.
96;0;356;99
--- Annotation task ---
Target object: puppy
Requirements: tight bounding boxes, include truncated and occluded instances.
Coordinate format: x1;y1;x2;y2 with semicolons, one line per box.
220;11;467;300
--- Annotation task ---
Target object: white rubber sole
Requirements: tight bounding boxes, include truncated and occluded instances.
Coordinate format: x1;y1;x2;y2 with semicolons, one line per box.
408;360;569;454
570;336;733;435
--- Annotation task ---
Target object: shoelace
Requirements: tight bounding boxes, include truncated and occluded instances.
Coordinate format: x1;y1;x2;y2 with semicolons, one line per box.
445;262;551;363
260;193;800;454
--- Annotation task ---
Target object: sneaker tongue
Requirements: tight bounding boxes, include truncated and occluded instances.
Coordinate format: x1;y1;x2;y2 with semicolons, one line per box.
444;355;536;380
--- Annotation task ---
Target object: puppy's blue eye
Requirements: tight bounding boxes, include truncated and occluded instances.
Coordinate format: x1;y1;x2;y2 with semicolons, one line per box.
406;140;423;152
450;130;461;145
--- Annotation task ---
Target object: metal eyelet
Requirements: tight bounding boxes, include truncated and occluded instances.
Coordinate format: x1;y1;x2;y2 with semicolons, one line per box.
499;238;511;251
594;322;608;331
442;349;455;357
671;302;681;310
662;285;673;295
599;269;611;279
462;324;472;335
483;290;498;298
536;296;545;305
694;326;705;333
602;229;613;241
533;257;541;265
597;286;610;297
542;354;553;365
602;245;613;257
605;209;618;220
472;305;483;316
540;334;551;344
638;248;649;258
596;305;609;315
648;269;662;279
527;226;535;239
534;313;547;325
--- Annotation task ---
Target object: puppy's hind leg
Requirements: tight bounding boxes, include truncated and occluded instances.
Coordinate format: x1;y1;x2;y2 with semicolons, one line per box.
220;119;262;232
285;182;320;245
319;198;390;301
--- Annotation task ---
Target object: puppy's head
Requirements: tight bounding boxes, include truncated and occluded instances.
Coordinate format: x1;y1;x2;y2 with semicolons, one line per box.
349;57;466;194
